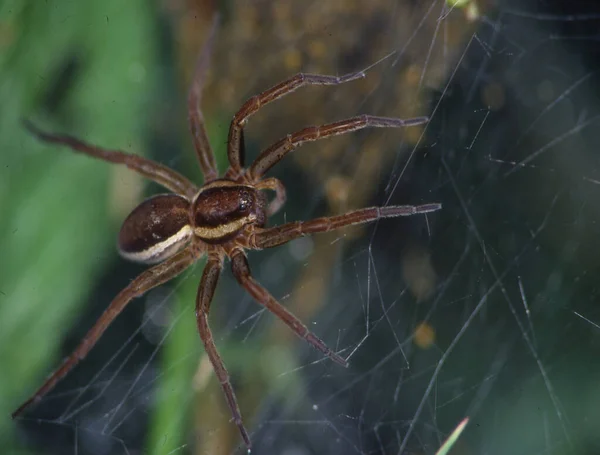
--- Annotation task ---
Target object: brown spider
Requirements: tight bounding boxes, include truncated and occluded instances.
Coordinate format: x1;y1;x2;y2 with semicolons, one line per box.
13;18;440;451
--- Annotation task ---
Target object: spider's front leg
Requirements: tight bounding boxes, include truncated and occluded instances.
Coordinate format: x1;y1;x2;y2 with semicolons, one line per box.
188;14;220;183
226;71;366;176
248;115;429;179
251;203;442;249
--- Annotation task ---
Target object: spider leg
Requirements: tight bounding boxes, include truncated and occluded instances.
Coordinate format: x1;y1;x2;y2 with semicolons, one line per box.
188;14;220;182
256;177;286;217
231;252;348;367
195;254;252;449
12;247;197;419
24;120;198;199
226;70;366;177
252;203;442;249
247;114;428;180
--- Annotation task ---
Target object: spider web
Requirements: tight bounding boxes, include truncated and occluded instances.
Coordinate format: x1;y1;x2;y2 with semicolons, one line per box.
8;1;600;454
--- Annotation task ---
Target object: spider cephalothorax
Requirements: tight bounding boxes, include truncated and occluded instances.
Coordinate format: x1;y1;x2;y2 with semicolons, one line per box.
191;179;268;243
14;17;440;452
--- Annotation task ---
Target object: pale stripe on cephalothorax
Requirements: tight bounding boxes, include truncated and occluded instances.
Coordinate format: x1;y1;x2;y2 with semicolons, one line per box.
193;178;253;197
194;214;256;240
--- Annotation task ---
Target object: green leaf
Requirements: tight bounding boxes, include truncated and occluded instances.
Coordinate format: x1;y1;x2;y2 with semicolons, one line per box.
435;417;469;455
0;1;153;452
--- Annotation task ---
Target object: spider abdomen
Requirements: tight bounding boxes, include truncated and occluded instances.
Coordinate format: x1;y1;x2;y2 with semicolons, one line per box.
118;194;192;264
192;180;266;243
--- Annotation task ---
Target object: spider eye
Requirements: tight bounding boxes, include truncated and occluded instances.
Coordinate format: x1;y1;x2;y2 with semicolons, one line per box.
238;195;249;211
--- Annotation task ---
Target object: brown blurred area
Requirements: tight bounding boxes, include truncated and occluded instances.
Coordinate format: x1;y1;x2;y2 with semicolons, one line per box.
162;0;484;452
168;0;482;194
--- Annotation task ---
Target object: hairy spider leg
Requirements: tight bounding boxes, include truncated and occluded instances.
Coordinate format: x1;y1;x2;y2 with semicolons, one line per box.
248;114;429;180
226;71;367;177
23;120;198;199
188;14;220;182
12;248;198;419
195;254;253;449
231;252;347;366
253;203;442;249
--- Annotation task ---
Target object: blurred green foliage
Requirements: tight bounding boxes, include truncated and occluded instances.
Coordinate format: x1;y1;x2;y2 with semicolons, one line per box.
0;1;160;451
147;267;203;455
0;0;237;451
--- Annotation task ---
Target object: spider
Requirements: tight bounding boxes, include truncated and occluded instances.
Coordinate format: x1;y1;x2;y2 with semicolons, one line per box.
13;18;441;452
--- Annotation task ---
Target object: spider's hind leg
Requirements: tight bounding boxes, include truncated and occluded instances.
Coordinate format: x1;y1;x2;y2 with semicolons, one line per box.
23;120;198;198
12;247;197;419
